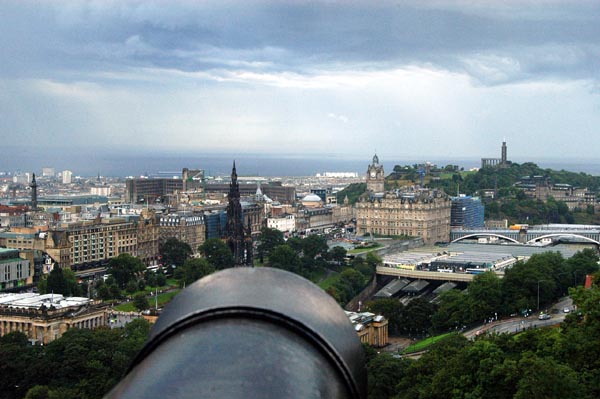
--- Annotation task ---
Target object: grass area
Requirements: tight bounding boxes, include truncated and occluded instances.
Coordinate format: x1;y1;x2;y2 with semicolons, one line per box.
318;272;340;290
402;332;456;354
348;243;382;254
156;290;180;306
113;289;182;312
114;302;136;312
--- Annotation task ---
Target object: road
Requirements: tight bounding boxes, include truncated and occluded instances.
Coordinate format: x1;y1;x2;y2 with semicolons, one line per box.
108;311;140;329
464;297;573;338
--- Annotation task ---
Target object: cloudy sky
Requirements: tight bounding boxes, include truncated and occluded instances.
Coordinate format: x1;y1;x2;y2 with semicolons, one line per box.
2;0;600;171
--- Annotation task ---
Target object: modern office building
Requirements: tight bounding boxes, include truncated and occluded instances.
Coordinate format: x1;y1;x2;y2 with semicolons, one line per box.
451;195;485;229
204;182;296;204
0;248;31;291
125;178;184;204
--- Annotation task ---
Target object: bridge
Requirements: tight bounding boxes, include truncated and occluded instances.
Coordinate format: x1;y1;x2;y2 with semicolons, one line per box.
375;266;505;282
450;226;600;245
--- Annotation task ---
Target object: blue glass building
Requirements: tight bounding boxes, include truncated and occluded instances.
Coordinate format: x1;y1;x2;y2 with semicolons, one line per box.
451;195;485;228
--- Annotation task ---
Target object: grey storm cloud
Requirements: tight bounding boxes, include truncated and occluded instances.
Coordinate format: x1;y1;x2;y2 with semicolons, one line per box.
3;0;600;173
2;1;600;85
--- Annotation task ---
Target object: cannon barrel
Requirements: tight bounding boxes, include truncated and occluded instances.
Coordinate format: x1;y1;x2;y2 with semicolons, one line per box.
105;267;366;399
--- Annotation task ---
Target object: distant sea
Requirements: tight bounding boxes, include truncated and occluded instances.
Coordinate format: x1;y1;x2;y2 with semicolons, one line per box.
3;147;600;178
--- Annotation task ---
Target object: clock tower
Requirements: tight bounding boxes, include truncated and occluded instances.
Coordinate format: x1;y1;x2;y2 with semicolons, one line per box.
366;154;385;192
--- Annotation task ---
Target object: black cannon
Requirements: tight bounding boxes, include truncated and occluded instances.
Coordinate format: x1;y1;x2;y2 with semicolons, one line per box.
106;267;366;398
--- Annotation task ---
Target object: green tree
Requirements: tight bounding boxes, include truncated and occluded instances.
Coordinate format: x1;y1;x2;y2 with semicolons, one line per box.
367;353;408;399
267;245;302;274
335;182;367;205
468;271;503;323
302;234;329;259
97;284;111;300
45;267;69;296
199;238;234;270
366;298;404;334
401;297;435;336
286;237;304;254
108;284;122;299
156;273;167;287
133;293;150;311
24;385;50;399
159;237;193;268
329;246;347;266
339;268;365;294
107;254;145;290
566;248;599;286
176;258;215;287
431;289;469;332
515;353;582;399
125;280;138;294
257;227;285;262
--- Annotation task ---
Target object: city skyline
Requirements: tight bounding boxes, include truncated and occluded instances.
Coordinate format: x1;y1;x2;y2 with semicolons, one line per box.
2;1;600;166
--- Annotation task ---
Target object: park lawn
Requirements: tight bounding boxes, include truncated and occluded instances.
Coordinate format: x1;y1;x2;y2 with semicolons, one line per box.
402;332;456;354
114;302;136;312
156;290;181;306
113;289;181;312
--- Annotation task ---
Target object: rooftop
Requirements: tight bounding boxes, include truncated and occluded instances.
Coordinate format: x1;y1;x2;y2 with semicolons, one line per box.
0;293;91;309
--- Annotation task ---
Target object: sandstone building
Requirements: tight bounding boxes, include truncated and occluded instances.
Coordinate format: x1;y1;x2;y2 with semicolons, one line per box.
356;156;451;244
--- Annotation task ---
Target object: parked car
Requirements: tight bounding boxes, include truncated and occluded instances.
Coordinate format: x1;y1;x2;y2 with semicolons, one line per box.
563;307;570;313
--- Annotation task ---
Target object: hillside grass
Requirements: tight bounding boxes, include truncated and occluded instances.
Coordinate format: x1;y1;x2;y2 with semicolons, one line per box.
402;332;456;354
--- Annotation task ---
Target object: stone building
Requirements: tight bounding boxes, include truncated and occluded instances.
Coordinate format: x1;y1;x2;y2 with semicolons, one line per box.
136;209;160;266
158;213;206;256
0;293;107;344
347;311;389;348
60;218;138;269
481;140;509;169
356;188;451;244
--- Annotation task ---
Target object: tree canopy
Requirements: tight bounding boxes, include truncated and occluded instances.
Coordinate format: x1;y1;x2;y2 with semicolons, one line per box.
107;254;145;290
199;238;234;270
159;237;193;267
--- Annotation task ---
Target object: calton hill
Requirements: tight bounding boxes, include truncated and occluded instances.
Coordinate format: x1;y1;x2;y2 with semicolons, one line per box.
339;160;600;225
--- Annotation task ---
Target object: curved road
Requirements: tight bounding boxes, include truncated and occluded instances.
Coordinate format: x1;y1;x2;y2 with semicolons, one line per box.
464;297;573;338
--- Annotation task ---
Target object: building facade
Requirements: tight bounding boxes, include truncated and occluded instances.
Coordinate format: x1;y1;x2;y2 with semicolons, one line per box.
0;248;31;291
0;293;107;344
356;189;451;244
267;214;296;234
366;154;385;193
347;311;389;348
158;213;206;256
125;178;184;204
451;195;485;229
